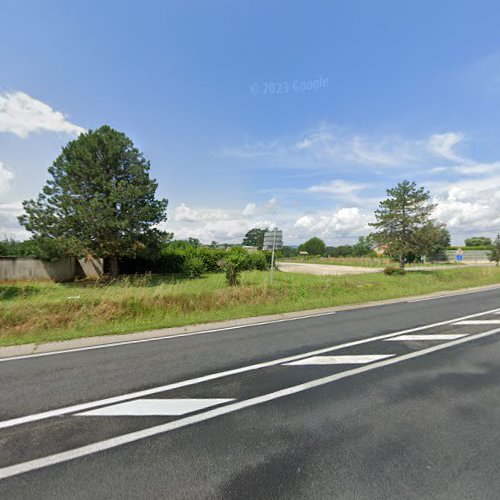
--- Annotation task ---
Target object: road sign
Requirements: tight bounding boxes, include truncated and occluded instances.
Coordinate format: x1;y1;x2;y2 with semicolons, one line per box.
263;229;283;284
456;248;464;262
263;230;283;250
456;254;464;261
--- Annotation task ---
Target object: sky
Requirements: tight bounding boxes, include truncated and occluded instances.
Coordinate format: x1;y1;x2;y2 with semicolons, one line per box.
1;0;500;246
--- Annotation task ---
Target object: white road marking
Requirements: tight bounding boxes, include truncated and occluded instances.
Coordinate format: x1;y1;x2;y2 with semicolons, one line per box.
454;320;500;325
385;334;468;341
0;311;338;363
284;354;394;365
1;306;499;431
406;285;500;303
1;326;499;481
76;399;234;417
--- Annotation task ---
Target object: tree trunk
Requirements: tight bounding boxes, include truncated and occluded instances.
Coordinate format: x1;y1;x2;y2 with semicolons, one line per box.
399;254;405;270
109;255;119;278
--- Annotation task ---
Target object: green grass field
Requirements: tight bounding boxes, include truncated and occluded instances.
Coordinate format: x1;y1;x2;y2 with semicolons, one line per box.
1;267;500;347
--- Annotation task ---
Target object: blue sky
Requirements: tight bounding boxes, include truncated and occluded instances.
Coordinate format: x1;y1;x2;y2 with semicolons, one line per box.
1;0;500;245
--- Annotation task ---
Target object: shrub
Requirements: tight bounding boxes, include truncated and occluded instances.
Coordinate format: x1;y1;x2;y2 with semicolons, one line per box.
181;255;205;278
197;247;226;273
384;266;406;276
219;247;252;286
226;246;252;269
249;252;268;271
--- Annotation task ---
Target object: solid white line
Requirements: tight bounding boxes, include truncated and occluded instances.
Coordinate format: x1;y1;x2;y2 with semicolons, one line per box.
385;334;468;341
1;306;499;431
0;311;337;363
2;326;499;481
406;285;500;303
454;320;500;325
4;283;500;363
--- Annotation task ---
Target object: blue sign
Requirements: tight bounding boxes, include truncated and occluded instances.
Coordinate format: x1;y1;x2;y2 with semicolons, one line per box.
456;255;463;261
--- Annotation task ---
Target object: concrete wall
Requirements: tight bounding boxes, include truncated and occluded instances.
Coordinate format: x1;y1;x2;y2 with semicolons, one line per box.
0;257;76;282
77;257;103;278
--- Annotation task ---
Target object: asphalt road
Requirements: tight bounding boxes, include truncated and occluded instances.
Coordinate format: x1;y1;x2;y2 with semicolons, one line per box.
1;287;500;499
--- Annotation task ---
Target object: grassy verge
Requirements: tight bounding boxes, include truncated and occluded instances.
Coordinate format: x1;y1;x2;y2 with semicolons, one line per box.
1;267;500;347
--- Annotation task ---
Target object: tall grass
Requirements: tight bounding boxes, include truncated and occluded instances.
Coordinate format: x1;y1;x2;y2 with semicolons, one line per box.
1;267;500;347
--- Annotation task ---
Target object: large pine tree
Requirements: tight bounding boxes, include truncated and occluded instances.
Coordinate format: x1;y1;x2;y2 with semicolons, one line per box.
19;125;168;276
369;180;439;269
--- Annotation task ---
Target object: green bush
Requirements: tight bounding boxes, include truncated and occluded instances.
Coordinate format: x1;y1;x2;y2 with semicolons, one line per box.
182;255;205;279
249;252;268;271
226;246;252;269
383;266;406;276
220;247;252;286
197;247;226;273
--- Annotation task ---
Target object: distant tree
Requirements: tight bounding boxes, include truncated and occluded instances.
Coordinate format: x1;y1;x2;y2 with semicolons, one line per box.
488;234;500;266
416;224;450;257
18;126;168;276
299;237;326;256
187;237;200;248
167;240;197;252
281;246;299;258
369;180;440;270
465;236;492;247
351;236;376;257
325;245;353;257
242;227;268;250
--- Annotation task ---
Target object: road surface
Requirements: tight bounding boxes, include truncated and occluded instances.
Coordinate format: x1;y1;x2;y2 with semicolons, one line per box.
1;287;500;499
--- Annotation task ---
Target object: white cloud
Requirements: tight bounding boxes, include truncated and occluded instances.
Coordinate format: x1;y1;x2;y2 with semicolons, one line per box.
220;124;419;168
0;162;14;194
294;207;372;239
0;91;85;138
428;132;466;162
162;200;282;244
174;203;230;222
242;197;278;217
431;179;500;235
0;201;28;240
242;203;257;216
307;180;366;195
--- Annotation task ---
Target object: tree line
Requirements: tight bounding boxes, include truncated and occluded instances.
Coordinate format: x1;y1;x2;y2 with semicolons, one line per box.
7;125;500;278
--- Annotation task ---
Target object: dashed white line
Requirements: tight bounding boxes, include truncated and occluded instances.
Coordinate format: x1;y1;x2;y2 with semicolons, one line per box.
385;334;468;341
2;326;499;481
76;398;234;417
284;354;394;365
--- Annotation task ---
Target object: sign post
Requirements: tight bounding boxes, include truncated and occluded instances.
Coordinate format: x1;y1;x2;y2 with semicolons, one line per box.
456;248;464;262
263;229;283;284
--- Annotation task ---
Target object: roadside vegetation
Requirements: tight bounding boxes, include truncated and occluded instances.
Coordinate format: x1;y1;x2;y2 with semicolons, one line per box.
2;128;499;349
2;266;500;347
